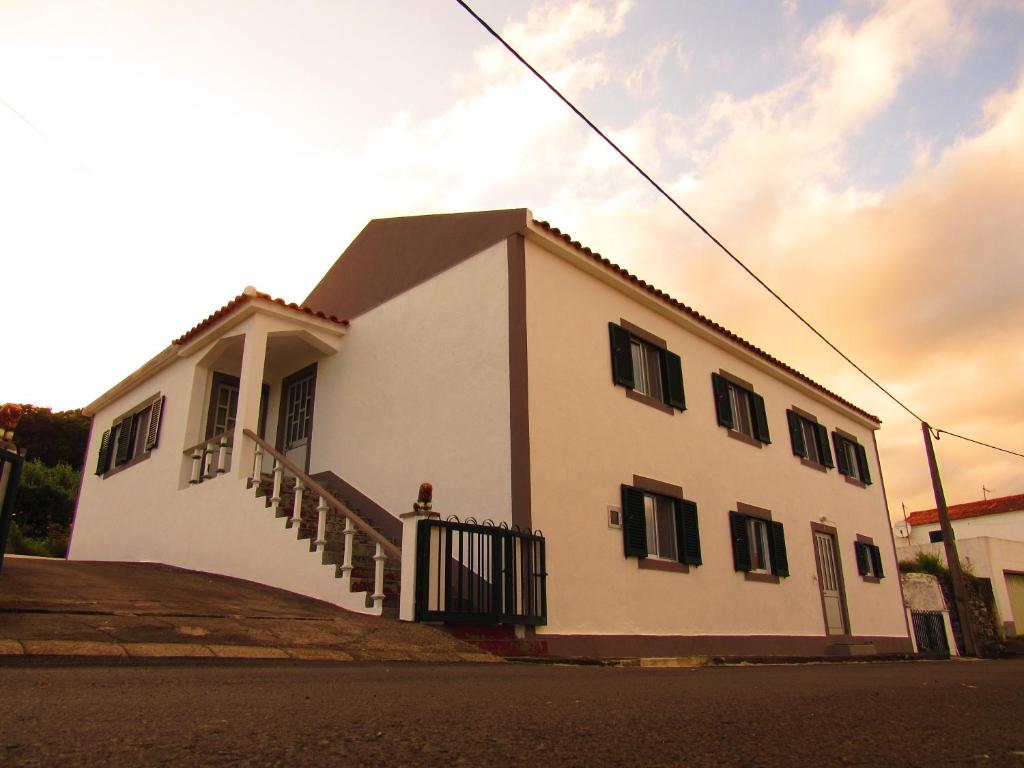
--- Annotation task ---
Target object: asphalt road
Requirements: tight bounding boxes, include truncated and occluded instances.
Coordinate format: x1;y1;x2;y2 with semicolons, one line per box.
2;659;1023;767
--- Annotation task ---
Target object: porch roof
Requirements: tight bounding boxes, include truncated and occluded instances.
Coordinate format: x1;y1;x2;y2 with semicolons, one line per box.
173;287;348;347
83;287;348;417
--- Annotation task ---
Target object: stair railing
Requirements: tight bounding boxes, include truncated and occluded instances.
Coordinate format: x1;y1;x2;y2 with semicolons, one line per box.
243;429;401;611
183;430;234;484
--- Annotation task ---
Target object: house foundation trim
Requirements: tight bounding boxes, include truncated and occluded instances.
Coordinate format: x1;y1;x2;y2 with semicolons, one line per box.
537;633;913;659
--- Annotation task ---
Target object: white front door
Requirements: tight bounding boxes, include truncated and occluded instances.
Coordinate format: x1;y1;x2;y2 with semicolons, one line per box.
815;532;847;636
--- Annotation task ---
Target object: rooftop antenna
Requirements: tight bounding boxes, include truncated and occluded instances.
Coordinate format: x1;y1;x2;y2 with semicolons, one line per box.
983;486;992;500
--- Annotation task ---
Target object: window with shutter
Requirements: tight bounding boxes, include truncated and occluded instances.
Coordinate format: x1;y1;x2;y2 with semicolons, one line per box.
855;538;884;580
731;508;787;580
621;483;700;568
607;321;686;412
96;393;165;478
787;409;834;470
714;373;769;444
832;432;872;485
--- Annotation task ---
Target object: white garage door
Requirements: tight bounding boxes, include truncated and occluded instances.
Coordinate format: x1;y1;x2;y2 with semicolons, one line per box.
1006;573;1024;636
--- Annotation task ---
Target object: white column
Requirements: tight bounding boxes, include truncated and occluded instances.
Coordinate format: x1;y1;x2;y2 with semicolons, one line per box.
233;317;269;479
398;510;428;622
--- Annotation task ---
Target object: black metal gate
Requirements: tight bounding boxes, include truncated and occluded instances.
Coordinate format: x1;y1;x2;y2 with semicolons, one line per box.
415;517;546;625
912;611;950;655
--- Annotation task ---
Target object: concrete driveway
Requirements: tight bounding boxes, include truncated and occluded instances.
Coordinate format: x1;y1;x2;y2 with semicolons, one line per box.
0;557;494;662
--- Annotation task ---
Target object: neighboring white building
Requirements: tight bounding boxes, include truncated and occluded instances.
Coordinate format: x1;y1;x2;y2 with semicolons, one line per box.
894;493;1024;637
70;209;911;658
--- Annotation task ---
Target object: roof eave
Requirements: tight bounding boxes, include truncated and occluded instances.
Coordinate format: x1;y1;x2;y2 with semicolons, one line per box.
524;219;881;429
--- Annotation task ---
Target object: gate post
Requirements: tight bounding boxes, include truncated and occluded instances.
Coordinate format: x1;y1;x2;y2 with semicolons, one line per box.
398;483;436;622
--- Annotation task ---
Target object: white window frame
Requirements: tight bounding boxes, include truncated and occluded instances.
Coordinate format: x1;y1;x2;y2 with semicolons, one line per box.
642;492;677;561
748;517;772;574
629;338;663;402
728;382;755;439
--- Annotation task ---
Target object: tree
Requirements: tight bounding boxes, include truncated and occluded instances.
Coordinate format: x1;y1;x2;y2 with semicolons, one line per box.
3;404;90;469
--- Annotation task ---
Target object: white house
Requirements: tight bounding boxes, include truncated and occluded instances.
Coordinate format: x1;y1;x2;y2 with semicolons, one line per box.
70;208;911;658
895;493;1024;637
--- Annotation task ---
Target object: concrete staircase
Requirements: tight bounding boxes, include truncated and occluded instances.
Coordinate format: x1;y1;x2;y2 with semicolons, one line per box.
254;475;402;617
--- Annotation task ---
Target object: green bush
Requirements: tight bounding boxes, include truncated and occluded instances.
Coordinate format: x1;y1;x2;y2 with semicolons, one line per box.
4;520;61;558
13;459;79;539
898;551;948;576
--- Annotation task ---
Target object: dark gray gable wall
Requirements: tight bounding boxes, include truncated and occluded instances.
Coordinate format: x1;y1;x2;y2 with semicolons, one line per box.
303;208;530;320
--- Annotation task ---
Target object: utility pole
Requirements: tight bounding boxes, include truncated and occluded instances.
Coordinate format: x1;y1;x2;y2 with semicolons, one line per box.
921;422;977;656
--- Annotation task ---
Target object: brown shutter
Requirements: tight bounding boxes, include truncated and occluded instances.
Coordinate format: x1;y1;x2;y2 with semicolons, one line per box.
114;417;133;465
870;545;884;578
833;432;850;476
854;541;869;575
621;485;647;558
816;424;834;468
729;511;750;571
751;393;771;443
854;443;872;484
94;430;112;476
608;323;635;389
768;521;789;577
712;373;734;429
145;396;164;451
787;410;807;457
662;350;686;410
675;499;701;566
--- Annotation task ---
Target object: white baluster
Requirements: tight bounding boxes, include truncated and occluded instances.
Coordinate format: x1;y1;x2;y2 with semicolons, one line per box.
315;495;329;552
216;436;229;474
204;446;216;479
290;478;304;528
340;517;355;583
190;448;202;484
250;444;263;487
270;459;283;514
372;542;386;611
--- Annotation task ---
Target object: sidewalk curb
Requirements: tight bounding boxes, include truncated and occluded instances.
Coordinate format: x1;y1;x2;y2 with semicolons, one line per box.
0;639;503;664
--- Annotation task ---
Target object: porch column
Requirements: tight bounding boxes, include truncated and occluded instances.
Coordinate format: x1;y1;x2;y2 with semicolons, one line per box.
234;317;270;479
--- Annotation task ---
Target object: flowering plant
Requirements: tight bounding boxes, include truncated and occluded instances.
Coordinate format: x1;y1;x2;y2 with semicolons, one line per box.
0;404;23;430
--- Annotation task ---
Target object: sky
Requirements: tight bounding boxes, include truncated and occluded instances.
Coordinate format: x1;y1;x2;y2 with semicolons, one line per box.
2;0;1023;516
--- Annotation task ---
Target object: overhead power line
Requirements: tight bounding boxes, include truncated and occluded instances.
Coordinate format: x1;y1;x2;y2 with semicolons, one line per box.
453;0;1024;463
453;0;922;422
937;430;1024;460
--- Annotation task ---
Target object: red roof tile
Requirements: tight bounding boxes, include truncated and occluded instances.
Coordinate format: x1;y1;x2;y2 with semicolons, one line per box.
172;288;348;346
531;218;881;424
906;493;1024;526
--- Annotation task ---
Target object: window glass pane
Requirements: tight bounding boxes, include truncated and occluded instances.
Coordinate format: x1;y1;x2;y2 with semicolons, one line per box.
731;385;753;437
655;496;676;560
643;495;657;555
630;340;648;396
750;518;769;571
801;419;820;463
844;442;860;479
645;346;663;402
131;407;151;459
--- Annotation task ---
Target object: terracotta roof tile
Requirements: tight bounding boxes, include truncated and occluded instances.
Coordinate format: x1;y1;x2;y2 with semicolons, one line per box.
531;218;881;424
906;493;1024;527
172;288;348;346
